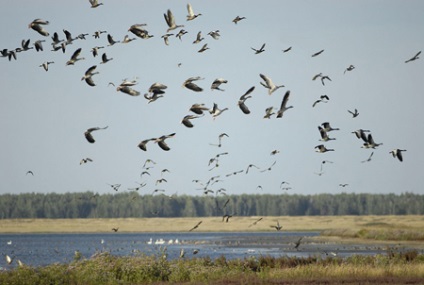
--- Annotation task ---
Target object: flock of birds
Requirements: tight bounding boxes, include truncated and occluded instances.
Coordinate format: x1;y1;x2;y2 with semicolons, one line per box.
3;2;416;227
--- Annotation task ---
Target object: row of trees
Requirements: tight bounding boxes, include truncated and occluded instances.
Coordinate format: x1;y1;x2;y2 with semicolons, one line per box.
0;192;422;219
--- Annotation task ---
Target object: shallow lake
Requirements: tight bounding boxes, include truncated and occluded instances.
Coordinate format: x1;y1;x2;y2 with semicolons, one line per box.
0;232;421;268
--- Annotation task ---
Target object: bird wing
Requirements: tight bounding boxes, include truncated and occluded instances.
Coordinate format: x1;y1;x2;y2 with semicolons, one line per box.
238;101;250;114
240;86;255;100
259;74;271;87
85;77;95;86
187;3;194;17
260;43;266;51
85;65;97;75
184;82;203;92
277;91;290;117
165;9;175;27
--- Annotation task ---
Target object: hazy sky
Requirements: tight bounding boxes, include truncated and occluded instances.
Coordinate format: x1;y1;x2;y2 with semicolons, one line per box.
1;1;423;197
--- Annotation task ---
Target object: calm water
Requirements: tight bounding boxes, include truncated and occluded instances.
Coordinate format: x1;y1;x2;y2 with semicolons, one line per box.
0;232;420;268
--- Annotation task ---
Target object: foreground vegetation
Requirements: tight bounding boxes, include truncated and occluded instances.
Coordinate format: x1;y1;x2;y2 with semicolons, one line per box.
1;250;424;285
1;192;423;219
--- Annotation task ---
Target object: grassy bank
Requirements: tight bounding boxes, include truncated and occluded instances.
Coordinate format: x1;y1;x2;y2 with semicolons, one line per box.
1;215;423;234
1;251;423;284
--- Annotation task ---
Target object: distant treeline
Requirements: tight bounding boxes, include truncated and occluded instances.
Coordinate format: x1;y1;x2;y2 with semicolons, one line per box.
0;192;422;219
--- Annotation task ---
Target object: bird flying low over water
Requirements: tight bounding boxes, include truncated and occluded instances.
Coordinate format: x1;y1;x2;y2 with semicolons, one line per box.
189;221;202;231
84;126;108;143
270;220;282;231
390;149;406;162
248;217;263;227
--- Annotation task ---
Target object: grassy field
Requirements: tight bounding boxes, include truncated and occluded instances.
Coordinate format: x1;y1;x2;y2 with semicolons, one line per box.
0;215;423;233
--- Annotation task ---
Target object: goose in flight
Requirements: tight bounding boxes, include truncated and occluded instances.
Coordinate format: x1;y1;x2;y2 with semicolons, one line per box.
80;158;93;164
294;237;303;250
26;171;34;176
259;74;284;95
175;29;188;41
405;51;421;63
238;86;255;114
93;30;107;39
339;184;349;187
352;129;370;142
211;78;228;91
121;35;136;44
361;134;383;149
197;43;209;53
270;220;282;231
186;3;202;21
312;95;329;107
344;64;355;74
222;214;233;223
183;76;204;92
164;9;184;32
248;217;263;227
154;133;176;151
161;33;174;45
271;149;280;155
34;40;45;52
181;114;204;128
81;65;99;86
276;90;293;118
209;103;228;119
28;19;49;36
189;221;202;232
263;107;275;119
251;43;265;54
390;149;406;162
232;16;246;24
348;108;359;118
190;103;209;114
192;31;204;44
116;85;140;96
91;46;104;57
311;49;324;57
361;151;374;163
318;126;335;142
107;34;120;46
282;46;292;53
63;29;77;45
84;126;108;143
39;61;54;71
208;30;220;40
89;0;103;8
138;138;155;151
320;75;332;86
100;53;113;64
128;24;149;38
144;92;163;103
315;144;334;153
20;39;33;51
66;48;84;65
321;122;339;132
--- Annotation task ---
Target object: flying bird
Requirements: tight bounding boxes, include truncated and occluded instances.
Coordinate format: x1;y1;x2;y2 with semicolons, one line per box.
312;95;329;107
28;19;49;36
344;64;355;74
361;151;374;163
390;149;406;162
276;90;293;118
154;133;176;151
211;78;228;91
89;0;103;8
248;217;263;227
311;49;324;57
209;103;229;119
181;114;204;128
352;129;371;142
183;76;204;92
80;158;93;164
270;220;282;231
100;53;113;64
405;51;421;63
117;85;140;96
260;161;276;172
26;171;34;176
107;34;120;46
192;31;204;44
232;16;246;24
321;122;339;132
84;126;108;143
348;109;359;118
294;237;303;250
315;144;334;153
282;46;292;53
197;43;209;53
190;103;209;115
186;3;202;21
259;74;284;95
361;134;383;149
39;61;54;71
189;221;202;231
66;48;84;65
251;43;265;54
81;65;99;86
208;30;220;40
238;86;255;114
164;9;184;32
318;126;335;142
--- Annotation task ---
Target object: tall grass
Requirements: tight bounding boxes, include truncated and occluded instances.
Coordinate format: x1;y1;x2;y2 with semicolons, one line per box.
1;250;423;284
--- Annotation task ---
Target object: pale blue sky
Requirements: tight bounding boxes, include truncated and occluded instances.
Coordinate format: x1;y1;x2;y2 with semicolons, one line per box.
0;1;423;196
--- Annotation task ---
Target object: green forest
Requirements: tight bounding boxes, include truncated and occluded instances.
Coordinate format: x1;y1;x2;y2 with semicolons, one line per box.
0;192;422;219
